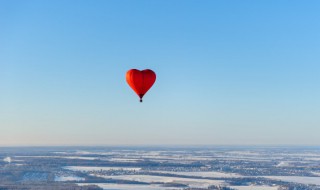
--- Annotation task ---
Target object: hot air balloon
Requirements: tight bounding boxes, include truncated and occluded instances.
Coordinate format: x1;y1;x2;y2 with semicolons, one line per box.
126;69;156;102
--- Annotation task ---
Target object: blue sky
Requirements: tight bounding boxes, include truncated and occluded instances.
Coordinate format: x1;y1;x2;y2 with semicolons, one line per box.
0;0;319;146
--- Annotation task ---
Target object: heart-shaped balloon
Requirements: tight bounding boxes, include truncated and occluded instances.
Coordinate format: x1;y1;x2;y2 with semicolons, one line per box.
126;69;156;102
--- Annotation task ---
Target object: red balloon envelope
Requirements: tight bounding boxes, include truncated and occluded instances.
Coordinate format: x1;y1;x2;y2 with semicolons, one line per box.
126;69;156;102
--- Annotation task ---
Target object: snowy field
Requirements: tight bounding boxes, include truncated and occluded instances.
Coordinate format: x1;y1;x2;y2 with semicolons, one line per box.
263;176;320;186
3;146;319;189
15;155;97;160
155;171;242;178
55;175;85;182
95;174;224;188
78;183;180;190
64;166;142;172
230;185;279;190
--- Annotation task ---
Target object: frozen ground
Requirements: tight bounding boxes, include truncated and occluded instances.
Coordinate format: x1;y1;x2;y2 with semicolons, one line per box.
2;146;319;189
263;176;320;186
78;183;180;190
155;171;242;178
95;174;224;188
64;166;142;171
55;175;85;182
230;185;279;190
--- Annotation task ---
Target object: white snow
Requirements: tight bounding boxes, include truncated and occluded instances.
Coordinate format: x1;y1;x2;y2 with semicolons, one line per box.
3;157;11;163
276;161;290;167
305;157;320;161
78;183;180;190
263;176;320;185
312;172;320;176
15;156;97;160
64;166;141;172
95;174;224;188
155;171;242;178
55;175;85;182
230;185;278;190
109;158;142;162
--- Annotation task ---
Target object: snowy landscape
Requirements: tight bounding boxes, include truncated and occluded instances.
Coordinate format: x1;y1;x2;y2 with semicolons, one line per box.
0;146;320;189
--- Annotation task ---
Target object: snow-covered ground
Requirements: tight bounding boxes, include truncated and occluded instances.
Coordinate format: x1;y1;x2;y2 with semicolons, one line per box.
305;157;320;161
55;175;85;182
230;185;279;190
276;161;291;167
3;157;11;163
108;158;142;162
64;166;141;172
263;176;320;185
312;172;320;176
78;183;181;190
154;171;242;178
15;156;97;160
94;174;224;188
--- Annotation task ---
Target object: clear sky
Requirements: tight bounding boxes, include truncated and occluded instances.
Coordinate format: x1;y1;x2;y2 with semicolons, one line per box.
0;0;319;146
